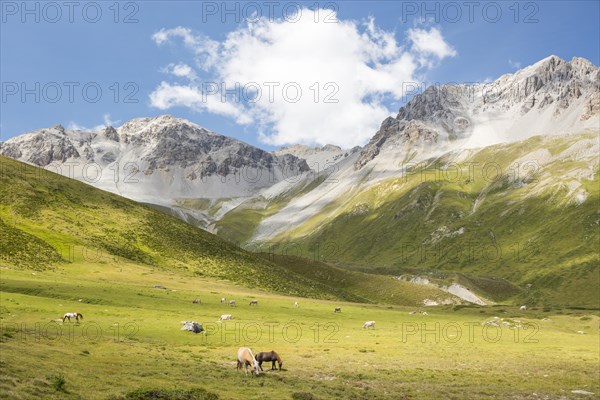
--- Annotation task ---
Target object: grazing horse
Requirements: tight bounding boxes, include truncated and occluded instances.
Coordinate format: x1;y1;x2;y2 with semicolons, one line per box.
255;351;283;371
237;347;260;376
219;314;233;321
334;307;342;313
249;300;258;306
294;302;299;308
221;298;226;303
520;305;527;311
192;298;201;304
229;300;236;307
62;312;83;323
363;321;375;329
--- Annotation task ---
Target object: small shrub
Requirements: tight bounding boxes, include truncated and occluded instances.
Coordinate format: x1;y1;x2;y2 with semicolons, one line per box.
50;374;66;392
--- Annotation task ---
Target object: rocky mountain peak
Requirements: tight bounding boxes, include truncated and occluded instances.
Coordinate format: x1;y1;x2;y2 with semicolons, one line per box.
355;56;599;170
52;124;66;134
0;115;311;203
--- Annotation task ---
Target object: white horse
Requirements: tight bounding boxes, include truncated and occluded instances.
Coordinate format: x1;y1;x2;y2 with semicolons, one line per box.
520;305;527;311
221;298;226;303
219;314;233;321
363;321;375;329
294;301;299;308
237;347;260;376
62;312;83;323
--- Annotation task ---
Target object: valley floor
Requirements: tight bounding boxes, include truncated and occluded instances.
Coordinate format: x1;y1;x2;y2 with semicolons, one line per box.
1;262;598;400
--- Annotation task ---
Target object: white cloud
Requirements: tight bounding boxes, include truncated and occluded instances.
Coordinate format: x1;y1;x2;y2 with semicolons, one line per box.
149;82;252;124
153;27;219;70
153;26;199;48
508;59;522;70
150;11;455;148
67;114;120;132
161;63;198;80
408;27;457;60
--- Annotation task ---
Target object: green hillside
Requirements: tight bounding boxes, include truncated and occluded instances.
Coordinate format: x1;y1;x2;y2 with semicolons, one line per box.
0;156;347;300
241;134;600;307
0;156;457;306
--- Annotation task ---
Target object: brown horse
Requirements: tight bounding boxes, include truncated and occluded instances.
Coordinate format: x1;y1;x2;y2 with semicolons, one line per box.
255;351;283;371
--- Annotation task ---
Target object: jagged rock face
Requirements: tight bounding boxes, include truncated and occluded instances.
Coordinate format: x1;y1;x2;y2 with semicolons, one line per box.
103;126;119;142
0;115;309;202
0;125;82;166
356;56;599;170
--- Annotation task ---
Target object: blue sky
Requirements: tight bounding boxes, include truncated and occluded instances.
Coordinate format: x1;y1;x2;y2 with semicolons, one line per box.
1;1;599;149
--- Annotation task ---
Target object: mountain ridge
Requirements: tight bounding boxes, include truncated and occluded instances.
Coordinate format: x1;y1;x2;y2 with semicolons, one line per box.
1;56;599;306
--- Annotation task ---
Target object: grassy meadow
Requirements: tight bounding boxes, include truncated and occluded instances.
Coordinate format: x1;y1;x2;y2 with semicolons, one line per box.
1;261;599;399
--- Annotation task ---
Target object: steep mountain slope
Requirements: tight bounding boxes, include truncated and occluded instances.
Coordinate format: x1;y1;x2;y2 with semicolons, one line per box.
356;55;599;169
0;115;309;228
0;156;457;305
215;57;600;306
0;155;323;297
218;56;599;244
252;133;600;306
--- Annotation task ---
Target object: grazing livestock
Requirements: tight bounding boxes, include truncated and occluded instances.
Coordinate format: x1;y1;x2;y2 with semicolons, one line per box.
363;321;375;329
62;312;83;323
237;347;260;376
294;302;299;308
334;307;342;313
219;314;233;321
249;300;258;306
192;298;201;304
221;298;226;303
520;305;527;311
229;300;236;307
255;351;283;371
421;311;428;316
409;311;417;315
181;321;203;333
